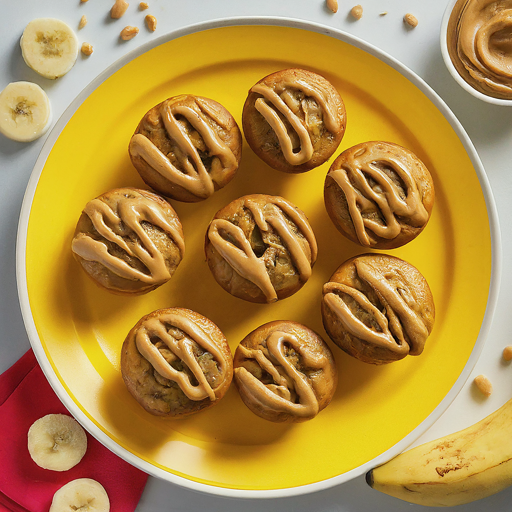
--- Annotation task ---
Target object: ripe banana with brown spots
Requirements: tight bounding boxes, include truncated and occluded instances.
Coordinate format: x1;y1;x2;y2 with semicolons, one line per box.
366;398;512;506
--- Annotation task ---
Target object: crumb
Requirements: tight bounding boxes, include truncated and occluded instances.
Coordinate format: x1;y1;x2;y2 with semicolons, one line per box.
350;5;363;20
474;374;492;397
81;42;93;56
503;346;512;361
80;0;89;3
404;13;418;28
145;14;157;32
120;26;139;40
139;1;149;9
79;15;88;29
379;11;388;16
326;0;338;13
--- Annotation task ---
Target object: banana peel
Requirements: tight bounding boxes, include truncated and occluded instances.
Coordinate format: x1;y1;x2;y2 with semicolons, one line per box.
366;398;512;507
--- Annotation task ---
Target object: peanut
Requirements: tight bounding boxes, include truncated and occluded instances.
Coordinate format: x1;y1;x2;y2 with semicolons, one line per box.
503;346;512;361
81;42;93;56
139;1;149;9
350;5;363;20
79;15;88;29
145;14;157;32
474;374;492;397
111;0;129;19
326;0;338;14
120;26;139;40
404;13;418;28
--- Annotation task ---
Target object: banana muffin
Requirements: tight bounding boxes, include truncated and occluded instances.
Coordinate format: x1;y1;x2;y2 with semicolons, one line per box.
324;141;435;249
205;194;318;303
71;187;184;295
321;254;435;364
129;94;242;202
242;68;346;173
121;307;233;417
233;321;337;423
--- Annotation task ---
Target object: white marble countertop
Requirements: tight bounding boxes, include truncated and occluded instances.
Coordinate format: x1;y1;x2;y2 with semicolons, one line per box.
2;1;512;510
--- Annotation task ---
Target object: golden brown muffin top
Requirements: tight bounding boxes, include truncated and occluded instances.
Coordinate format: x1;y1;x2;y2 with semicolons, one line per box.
325;141;434;249
242;68;346;173
129;94;242;201
234;321;337;423
206;194;317;303
72;188;184;294
121;307;233;418
322;254;435;363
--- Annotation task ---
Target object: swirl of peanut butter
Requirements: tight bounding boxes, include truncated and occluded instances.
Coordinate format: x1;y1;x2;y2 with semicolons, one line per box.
448;0;512;98
72;193;184;284
328;143;429;247
129;96;238;199
235;331;328;418
207;196;317;303
135;311;229;401
323;259;429;355
251;77;341;166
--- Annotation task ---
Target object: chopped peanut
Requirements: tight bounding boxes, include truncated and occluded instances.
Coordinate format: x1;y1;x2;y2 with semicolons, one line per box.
474;374;492;397
111;0;129;19
404;13;418;28
120;26;139;40
503;346;512;361
81;42;93;56
145;14;157;32
79;15;88;29
350;5;363;20
139;1;149;9
326;0;338;13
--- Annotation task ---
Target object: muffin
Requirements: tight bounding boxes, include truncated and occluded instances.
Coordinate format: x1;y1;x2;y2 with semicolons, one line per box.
233;321;337;423
324;141;435;249
242;68;346;173
121;307;233;417
321;254;435;364
71;187;184;295
129;94;242;202
205;194;318;303
447;0;512;100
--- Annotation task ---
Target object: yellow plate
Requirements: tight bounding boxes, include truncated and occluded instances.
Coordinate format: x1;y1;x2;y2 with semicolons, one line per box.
17;19;500;497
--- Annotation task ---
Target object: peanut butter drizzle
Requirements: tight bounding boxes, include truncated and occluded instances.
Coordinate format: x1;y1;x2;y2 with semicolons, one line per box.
251;77;340;166
323;259;429;355
323;283;409;356
129;97;238;198
135;312;228;401
235;331;328;417
208;218;277;302
207;197;317;303
448;0;512;98
72;194;184;284
329;144;428;246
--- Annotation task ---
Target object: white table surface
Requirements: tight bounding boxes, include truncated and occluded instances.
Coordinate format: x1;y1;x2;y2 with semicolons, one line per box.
2;1;512;510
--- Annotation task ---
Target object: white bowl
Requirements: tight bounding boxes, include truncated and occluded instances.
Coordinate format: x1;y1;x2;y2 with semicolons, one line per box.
440;0;512;106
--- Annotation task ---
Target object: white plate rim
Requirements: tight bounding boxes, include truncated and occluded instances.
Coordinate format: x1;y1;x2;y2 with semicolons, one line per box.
16;15;502;499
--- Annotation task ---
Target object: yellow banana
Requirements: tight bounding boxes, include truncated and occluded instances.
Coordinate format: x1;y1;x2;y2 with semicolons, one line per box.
366;398;512;507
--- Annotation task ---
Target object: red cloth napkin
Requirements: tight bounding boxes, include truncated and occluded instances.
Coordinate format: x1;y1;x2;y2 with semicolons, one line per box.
0;350;148;512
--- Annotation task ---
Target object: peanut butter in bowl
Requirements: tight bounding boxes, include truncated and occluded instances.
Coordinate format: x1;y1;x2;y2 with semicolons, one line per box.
443;0;512;103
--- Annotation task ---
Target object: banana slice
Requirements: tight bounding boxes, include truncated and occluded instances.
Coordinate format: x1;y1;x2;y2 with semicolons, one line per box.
20;18;79;79
0;81;52;142
27;413;87;471
50;479;110;512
